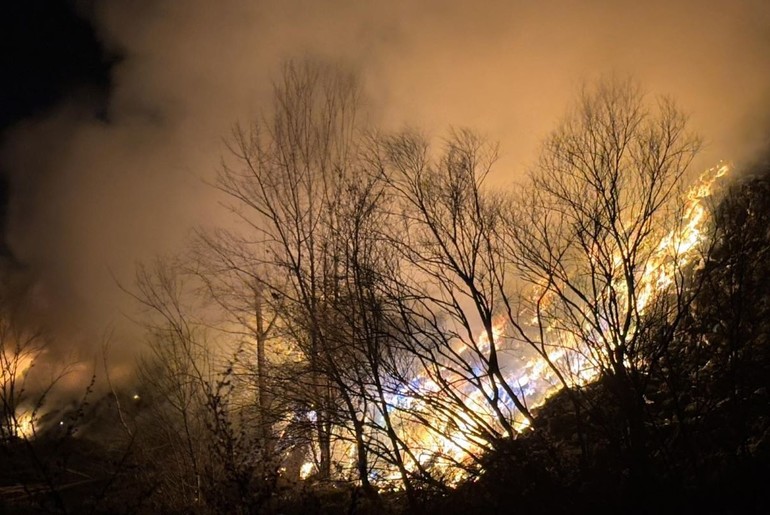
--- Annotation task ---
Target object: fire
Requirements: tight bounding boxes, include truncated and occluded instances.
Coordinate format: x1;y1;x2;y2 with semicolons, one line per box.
12;411;36;439
269;163;730;488
637;162;731;311
299;461;316;480
383;162;729;482
2;346;41;440
511;163;730;395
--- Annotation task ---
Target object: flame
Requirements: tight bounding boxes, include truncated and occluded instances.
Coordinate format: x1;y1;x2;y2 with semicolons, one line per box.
3;346;41;440
299;461;316;480
637;162;730;311
385;163;729;482
13;411;36;439
510;163;730;397
267;163;730;487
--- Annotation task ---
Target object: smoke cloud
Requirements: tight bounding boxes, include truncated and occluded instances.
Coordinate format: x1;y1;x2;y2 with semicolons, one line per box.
2;0;770;370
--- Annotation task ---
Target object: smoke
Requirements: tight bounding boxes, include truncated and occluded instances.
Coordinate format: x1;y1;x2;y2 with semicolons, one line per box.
1;0;770;373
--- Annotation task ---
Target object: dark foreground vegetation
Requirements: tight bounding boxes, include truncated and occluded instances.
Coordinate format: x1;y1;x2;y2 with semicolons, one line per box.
2;63;770;514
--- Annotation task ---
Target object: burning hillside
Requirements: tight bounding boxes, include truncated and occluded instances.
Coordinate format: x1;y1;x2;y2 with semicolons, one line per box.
2;66;769;514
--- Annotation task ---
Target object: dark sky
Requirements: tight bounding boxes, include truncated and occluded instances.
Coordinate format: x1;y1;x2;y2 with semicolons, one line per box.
0;2;112;129
2;0;770;379
0;1;113;259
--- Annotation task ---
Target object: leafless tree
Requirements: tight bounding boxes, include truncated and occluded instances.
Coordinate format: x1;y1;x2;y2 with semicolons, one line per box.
214;60;395;497
130;259;284;513
131;260;211;507
146;63;709;504
374;130;535;475
498;77;702;487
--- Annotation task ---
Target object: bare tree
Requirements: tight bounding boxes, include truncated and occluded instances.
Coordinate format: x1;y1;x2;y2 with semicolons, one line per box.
131;259;283;513
215;60;386;491
499;78;702;489
131;260;210;507
373;130;536;478
150;59;711;504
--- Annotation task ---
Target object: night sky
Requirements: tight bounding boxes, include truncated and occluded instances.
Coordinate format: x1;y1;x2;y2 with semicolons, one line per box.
0;2;113;257
0;2;111;127
2;0;770;376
